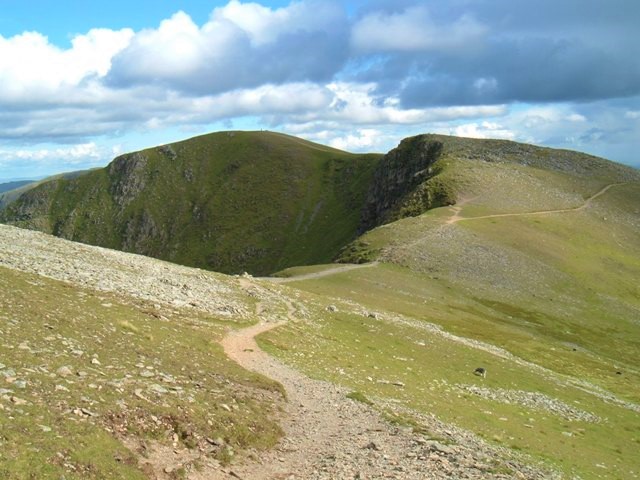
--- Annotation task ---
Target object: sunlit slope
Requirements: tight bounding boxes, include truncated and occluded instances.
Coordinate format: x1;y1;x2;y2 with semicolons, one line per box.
1;131;381;275
263;136;640;478
337;135;640;376
0;170;96;211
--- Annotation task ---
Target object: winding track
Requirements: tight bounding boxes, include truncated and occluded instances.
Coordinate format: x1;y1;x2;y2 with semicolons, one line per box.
447;182;626;224
211;182;633;478
219;296;435;479
261;261;379;284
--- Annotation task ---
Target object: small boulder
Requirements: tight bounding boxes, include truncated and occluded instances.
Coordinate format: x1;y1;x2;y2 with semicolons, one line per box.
473;367;487;378
56;366;73;378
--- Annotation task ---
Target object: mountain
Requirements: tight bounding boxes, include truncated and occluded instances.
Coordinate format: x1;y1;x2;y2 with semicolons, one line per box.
1;131;639;478
0;132;381;275
0;169;97;211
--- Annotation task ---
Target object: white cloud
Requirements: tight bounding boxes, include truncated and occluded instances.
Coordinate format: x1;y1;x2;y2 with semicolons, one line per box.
328;129;383;151
211;0;339;46
442;121;516;140
0;143;101;162
0;28;133;102
275;82;507;126
351;6;487;52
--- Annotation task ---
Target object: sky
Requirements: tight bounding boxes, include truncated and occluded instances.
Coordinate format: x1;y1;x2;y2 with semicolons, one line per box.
1;0;639;181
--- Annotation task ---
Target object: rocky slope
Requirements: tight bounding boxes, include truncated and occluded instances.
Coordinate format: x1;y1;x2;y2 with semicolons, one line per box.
358;135;452;233
0;223;560;479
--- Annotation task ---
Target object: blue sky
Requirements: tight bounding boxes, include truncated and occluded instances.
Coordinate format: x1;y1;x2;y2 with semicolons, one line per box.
1;0;639;181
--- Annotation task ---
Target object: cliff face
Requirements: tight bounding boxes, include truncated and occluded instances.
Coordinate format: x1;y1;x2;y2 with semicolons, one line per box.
359;135;453;233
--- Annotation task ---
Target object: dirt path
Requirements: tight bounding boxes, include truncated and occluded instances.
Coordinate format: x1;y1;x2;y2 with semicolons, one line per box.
218;294;552;479
262;261;379;284
448;182;625;224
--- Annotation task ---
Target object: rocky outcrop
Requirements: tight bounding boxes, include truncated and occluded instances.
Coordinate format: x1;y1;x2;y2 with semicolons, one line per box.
0;179;59;231
108;152;149;208
359;135;453;233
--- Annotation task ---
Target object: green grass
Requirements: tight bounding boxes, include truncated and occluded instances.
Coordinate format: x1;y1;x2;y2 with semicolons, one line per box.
345;391;374;406
256;147;640;479
260;283;640;479
0;266;283;479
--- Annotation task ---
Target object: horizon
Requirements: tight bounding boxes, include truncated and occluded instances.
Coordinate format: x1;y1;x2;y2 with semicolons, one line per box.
1;127;639;184
1;1;639;179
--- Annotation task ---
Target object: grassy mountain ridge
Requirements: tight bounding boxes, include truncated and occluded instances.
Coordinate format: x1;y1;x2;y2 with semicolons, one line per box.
0;169;97;212
1;131;381;275
2;131;638;278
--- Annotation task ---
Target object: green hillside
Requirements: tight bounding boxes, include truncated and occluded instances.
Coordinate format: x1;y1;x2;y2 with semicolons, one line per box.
2;132;639;478
0;170;96;211
260;135;640;478
1;132;381;275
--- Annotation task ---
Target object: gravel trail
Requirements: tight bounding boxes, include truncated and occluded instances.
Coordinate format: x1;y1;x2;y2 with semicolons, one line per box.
217;291;557;480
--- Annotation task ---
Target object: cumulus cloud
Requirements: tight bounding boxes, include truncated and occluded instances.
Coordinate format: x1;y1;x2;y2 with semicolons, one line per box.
0;0;639;176
106;1;348;95
0;28;133;103
0;143;101;162
443;122;516;141
351;6;487;52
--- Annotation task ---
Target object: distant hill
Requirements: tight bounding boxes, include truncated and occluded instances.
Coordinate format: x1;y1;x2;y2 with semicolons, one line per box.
0;169;96;211
0;180;33;194
1;131;381;275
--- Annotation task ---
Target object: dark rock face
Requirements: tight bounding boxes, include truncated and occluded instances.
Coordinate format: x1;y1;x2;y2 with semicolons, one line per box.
108;152;148;208
359;136;450;233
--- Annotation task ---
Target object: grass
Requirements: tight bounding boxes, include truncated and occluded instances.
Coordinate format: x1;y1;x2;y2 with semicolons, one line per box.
260;282;640;479
0;265;283;479
345;391;374;406
256;147;640;479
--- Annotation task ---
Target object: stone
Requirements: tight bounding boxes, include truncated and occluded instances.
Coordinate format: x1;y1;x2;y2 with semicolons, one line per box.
428;441;454;455
149;384;168;394
14;380;27;389
56;366;73;377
